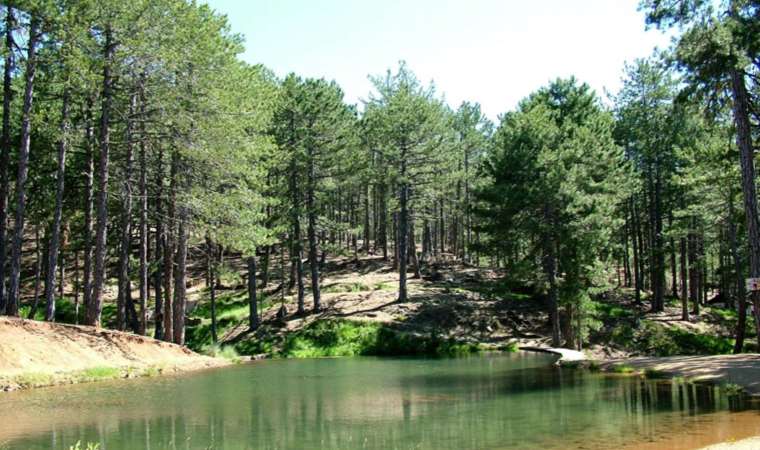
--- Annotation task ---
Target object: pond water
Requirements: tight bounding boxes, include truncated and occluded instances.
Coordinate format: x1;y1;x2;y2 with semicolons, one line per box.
0;353;758;450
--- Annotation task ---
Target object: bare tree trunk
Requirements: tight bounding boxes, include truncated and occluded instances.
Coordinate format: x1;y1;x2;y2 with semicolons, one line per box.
730;67;760;348
409;221;421;279
87;26;115;326
173;202;188;345
668;210;677;298
261;244;270;288
728;196;747;352
363;185;370;252
206;235;217;342
44;88;70;321
138;83;148;335
290;156;304;314
0;7;15;313
688;220;700;316
398;147;408;302
248;255;259;330
163;151;176;341
306;146;321;311
82;99;95;324
27;226;42;319
680;236;689;321
74;250;79;324
7;15;39;316
153;147;164;340
630;198;642;305
543;204;560;347
117;93;137;331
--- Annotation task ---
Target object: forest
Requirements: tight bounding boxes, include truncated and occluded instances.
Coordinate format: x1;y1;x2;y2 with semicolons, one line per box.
3;1;760;449
0;0;758;360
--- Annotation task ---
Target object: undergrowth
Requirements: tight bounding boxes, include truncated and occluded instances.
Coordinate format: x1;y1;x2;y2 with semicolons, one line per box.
234;319;497;358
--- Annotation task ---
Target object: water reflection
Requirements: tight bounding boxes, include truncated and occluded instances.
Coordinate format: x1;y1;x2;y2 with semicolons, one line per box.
0;353;756;450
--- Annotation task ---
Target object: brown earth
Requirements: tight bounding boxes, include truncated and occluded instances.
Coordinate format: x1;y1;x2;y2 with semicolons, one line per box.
601;354;760;396
0;317;226;391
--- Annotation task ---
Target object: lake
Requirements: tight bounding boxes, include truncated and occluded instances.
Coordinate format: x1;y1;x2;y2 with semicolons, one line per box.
1;352;758;449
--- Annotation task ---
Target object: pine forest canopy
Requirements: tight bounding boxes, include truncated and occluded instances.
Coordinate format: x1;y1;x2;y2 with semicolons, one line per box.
0;0;758;355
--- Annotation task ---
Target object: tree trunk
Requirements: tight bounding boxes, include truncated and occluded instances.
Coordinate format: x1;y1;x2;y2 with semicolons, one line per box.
680;236;689;321
6;16;39;316
688;221;700;316
86;26;115;326
543;204;560;347
173;202;188;345
363;184;370;252
248;255;259;330
163;152;177;341
728;197;747;352
630;198;642;305
44;88;71;321
290;156;305;314
138;85;148;335
408;211;421;279
74;250;79;324
668;210;677;298
117;93;137;331
82;99;95;325
306;146;321;311
27;226;43;319
730;67;760;348
153;147;165;340
398;147;409;302
261;244;270;288
206;236;217;343
0;7;15;313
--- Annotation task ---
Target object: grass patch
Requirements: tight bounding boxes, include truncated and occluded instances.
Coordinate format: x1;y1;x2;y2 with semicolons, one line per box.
610;364;637;374
14;371;55;388
186;290;272;352
372;281;396;291
77;366;120;382
720;382;744;396
236;319;486;358
632;321;734;356
496;342;519;352
200;344;241;362
322;282;371;293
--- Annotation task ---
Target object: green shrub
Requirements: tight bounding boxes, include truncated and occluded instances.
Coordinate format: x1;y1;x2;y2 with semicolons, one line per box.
610;364;636;374
633;321;734;356
77;366;120;381
247;319;485;358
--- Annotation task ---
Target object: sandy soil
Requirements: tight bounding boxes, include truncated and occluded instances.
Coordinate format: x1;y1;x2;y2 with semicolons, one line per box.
700;437;760;450
0;317;226;390
601;354;760;396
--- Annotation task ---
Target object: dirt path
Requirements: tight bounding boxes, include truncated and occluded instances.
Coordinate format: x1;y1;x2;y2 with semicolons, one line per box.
0;317;226;390
601;354;760;395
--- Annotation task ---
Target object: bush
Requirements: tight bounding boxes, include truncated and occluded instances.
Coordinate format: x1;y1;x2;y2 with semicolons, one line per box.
248;319;486;358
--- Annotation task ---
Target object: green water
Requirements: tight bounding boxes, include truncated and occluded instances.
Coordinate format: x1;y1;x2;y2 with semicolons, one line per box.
0;353;755;450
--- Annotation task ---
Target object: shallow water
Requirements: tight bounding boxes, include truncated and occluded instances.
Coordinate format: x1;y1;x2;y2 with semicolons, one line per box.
0;353;757;449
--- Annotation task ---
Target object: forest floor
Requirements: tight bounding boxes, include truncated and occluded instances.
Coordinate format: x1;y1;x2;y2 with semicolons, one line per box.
182;253;753;361
0;317;226;391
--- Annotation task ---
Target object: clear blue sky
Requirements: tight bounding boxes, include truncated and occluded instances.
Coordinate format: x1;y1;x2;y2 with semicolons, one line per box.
203;0;672;120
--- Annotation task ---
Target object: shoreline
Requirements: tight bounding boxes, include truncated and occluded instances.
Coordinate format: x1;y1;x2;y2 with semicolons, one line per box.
599;353;760;397
0;317;229;392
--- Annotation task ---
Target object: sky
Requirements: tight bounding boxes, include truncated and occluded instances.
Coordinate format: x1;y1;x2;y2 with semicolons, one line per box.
203;0;674;121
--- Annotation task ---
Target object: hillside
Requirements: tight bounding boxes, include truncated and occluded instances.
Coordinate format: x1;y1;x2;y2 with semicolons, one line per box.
181;253;753;361
0;317;226;391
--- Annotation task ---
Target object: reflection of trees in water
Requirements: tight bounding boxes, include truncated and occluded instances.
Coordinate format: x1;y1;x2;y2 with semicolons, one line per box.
5;357;758;450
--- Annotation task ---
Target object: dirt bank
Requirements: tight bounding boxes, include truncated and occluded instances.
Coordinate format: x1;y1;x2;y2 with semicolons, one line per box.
601;354;760;396
0;317;227;391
